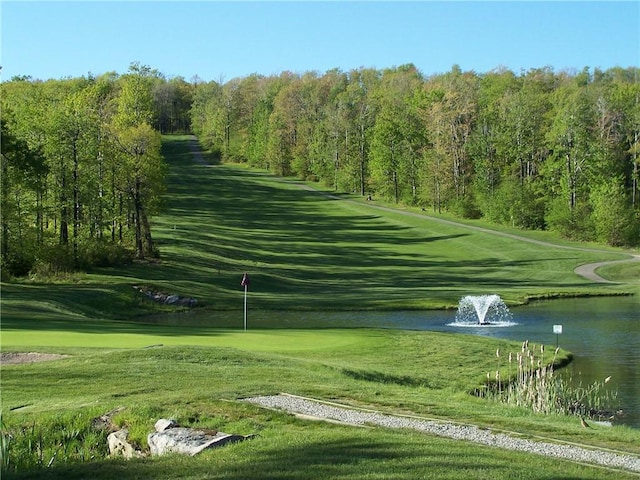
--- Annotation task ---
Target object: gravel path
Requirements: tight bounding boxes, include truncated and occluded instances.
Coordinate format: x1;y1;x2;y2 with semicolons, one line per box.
243;394;640;474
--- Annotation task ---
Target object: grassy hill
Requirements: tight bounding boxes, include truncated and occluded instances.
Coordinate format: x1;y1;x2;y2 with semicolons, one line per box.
4;135;638;326
1;135;639;479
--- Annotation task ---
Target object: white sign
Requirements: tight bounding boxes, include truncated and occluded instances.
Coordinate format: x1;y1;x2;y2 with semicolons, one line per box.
553;325;563;334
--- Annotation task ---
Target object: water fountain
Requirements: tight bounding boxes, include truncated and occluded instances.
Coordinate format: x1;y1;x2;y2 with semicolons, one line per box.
452;294;515;326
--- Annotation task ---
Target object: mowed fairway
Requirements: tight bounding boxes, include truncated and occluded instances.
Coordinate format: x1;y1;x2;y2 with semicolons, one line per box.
2;135;636;328
145;137;635;311
2;136;639;479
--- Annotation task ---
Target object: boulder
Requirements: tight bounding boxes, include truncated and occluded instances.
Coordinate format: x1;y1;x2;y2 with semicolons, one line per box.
108;428;143;459
148;428;250;456
165;295;180;305
154;418;179;432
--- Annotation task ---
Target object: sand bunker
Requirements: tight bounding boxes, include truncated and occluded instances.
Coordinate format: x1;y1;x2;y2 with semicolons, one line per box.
1;352;69;365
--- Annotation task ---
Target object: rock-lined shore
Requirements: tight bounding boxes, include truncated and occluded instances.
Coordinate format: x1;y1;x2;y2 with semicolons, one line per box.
243;394;640;474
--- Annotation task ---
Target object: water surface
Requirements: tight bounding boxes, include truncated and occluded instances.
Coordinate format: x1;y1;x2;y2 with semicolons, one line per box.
148;295;640;428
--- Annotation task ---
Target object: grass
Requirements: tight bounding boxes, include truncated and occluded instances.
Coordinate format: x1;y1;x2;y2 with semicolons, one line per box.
3;341;640;479
2;135;639;479
6;407;637;480
597;260;640;284
481;341;619;420
3;135;636;319
154;137;637;308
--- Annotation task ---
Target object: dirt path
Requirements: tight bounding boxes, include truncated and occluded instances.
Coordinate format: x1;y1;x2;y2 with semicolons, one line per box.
188;135;209;166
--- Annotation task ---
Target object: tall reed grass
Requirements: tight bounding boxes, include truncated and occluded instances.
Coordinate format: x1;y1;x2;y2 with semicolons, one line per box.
479;341;620;420
0;410;107;475
0;413;10;471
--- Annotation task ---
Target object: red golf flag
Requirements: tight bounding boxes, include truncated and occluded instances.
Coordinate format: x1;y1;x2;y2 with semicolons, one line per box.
241;273;250;288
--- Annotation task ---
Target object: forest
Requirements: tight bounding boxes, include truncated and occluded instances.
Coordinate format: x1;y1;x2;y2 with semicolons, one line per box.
1;63;639;278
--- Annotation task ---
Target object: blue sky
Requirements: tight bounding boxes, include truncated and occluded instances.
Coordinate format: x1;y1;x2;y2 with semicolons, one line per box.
2;1;638;82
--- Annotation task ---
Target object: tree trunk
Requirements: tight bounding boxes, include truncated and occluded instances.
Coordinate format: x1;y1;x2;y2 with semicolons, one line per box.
60;164;69;245
633;129;639;207
72;140;79;265
566;152;576;211
359;125;366;196
1;156;9;261
134;177;144;258
140;205;154;257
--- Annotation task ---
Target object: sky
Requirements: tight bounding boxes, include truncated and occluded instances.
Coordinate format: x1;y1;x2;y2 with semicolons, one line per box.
1;1;639;83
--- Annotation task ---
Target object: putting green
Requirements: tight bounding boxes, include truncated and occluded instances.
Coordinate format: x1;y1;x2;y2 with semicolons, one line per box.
1;319;383;353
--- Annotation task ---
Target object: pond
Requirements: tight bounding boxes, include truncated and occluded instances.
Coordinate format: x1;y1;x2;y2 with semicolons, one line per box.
148;295;640;428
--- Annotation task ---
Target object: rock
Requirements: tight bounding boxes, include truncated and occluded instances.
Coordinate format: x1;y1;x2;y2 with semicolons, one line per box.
592;420;613;427
165;295;180;304
105;413;254;457
147;428;250;456
91;406;126;432
134;286;198;308
179;297;198;307
108;428;143;459
154;418;179;432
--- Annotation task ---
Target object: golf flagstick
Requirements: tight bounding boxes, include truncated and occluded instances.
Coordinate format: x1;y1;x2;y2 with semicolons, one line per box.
241;273;250;331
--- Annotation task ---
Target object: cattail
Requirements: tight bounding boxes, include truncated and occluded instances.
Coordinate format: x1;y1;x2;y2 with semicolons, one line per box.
508;352;513;363
496;348;500;358
554;346;560;356
540;344;544;354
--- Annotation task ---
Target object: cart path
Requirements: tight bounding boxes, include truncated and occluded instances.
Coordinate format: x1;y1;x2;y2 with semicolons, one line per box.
188;135;208;165
574;255;640;283
187;135;639;285
244;394;640;475
307;185;640;285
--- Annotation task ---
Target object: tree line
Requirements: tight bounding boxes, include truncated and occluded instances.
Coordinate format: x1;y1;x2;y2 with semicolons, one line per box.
2;63;638;278
1;63;193;277
191;65;639;247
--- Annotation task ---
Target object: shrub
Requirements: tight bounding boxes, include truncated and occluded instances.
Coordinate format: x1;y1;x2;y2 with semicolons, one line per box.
590;180;639;247
1;252;34;279
545;197;595;241
78;241;134;269
450;196;482;219
30;244;75;277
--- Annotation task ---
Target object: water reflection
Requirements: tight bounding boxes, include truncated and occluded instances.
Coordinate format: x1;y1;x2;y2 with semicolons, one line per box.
144;296;639;428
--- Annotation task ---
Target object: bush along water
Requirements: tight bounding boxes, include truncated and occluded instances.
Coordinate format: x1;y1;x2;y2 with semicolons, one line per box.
477;341;621;422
